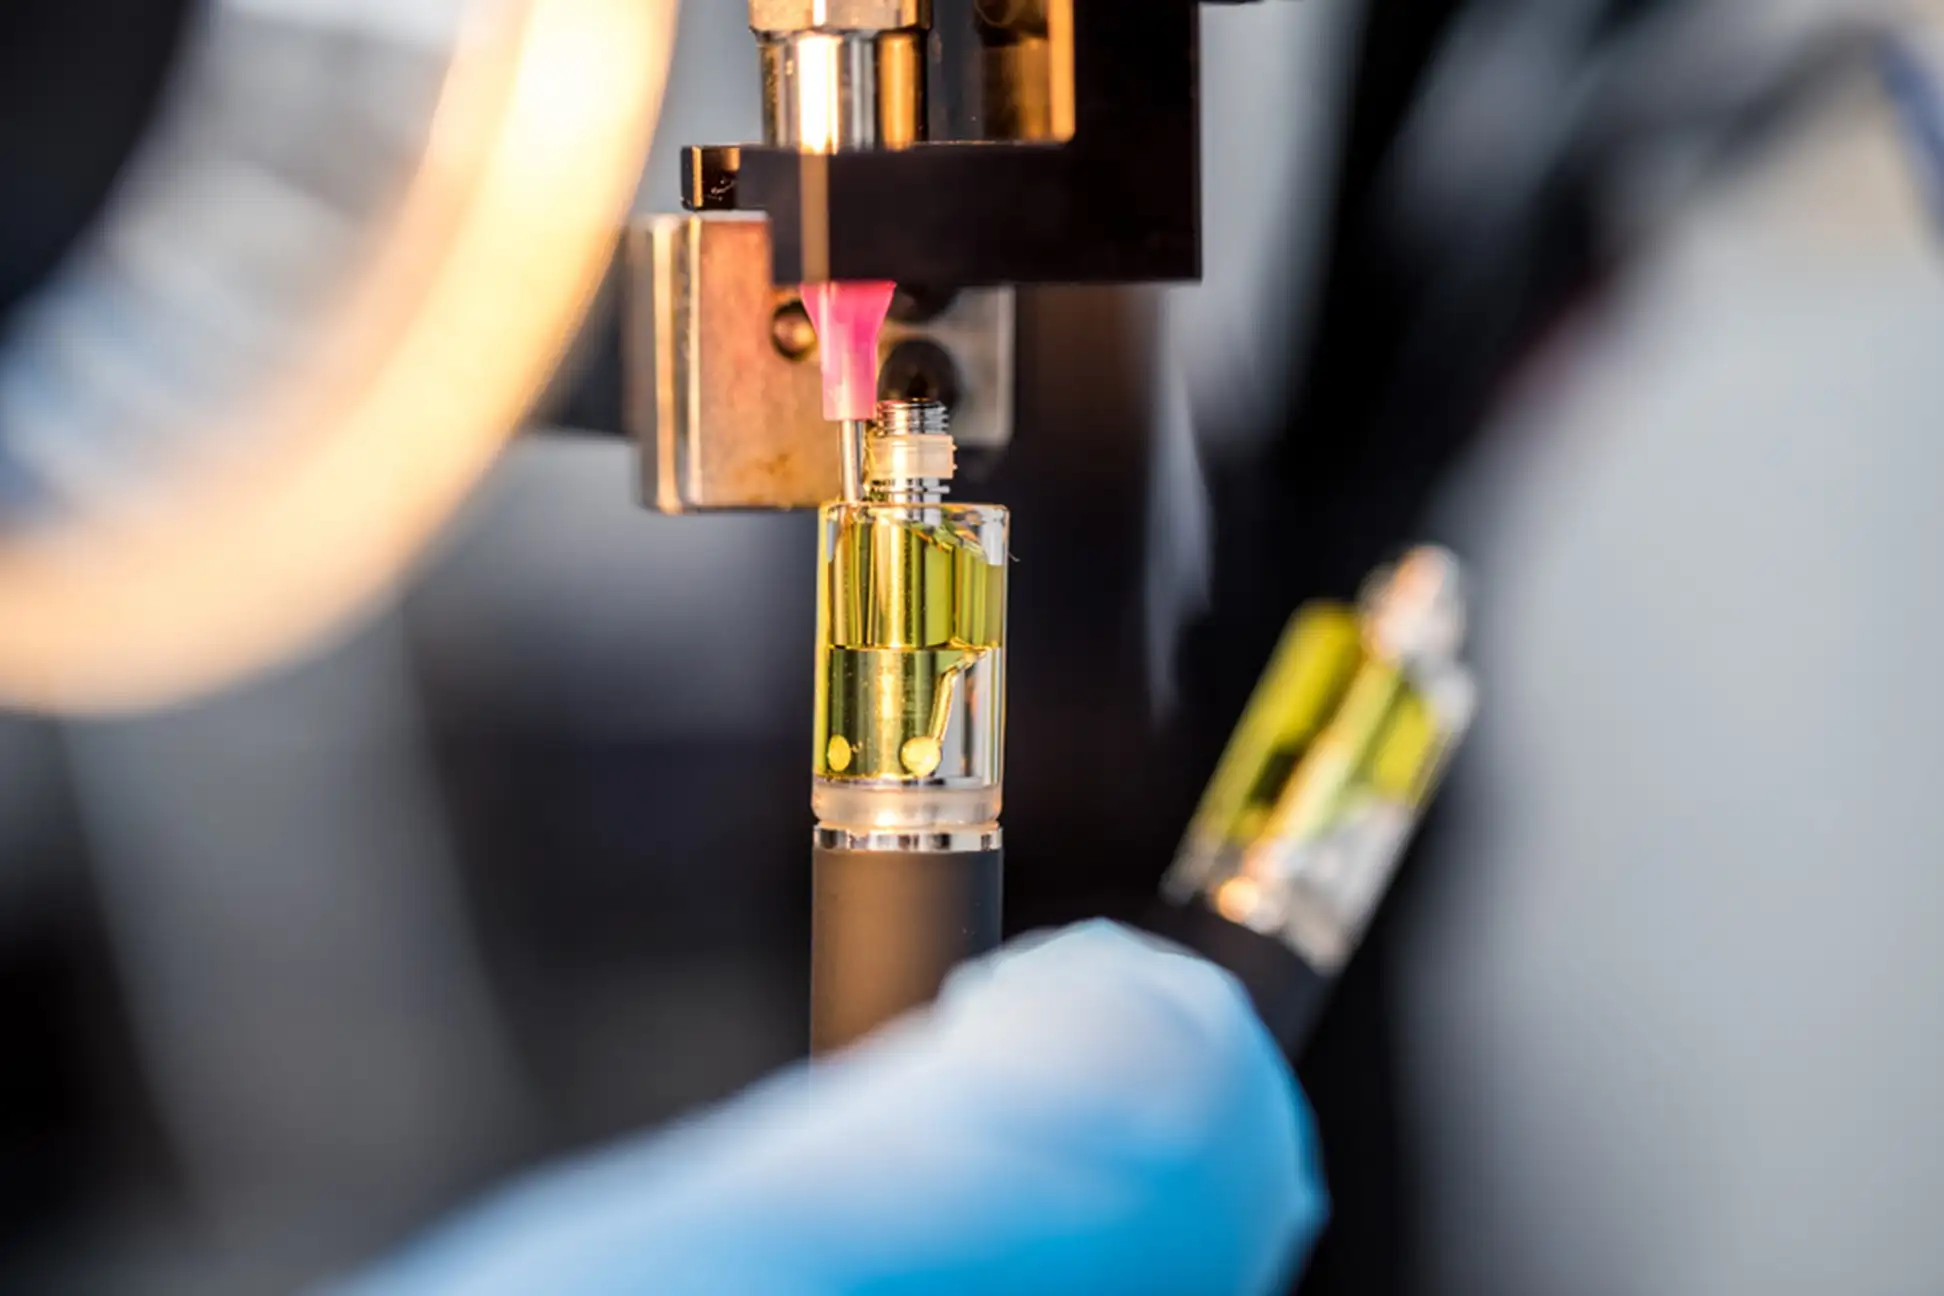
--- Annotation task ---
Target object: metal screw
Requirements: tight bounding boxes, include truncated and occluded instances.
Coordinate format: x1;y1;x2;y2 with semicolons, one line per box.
771;300;818;361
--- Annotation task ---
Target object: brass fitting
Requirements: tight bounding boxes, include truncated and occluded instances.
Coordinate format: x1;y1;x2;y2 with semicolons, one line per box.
749;0;930;34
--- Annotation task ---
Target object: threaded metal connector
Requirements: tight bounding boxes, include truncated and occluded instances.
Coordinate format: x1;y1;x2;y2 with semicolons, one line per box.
877;397;948;438
867;398;955;497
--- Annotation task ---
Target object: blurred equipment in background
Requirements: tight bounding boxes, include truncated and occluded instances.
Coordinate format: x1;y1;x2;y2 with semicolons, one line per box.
0;0;677;711
6;0;1944;1293
1156;548;1474;1054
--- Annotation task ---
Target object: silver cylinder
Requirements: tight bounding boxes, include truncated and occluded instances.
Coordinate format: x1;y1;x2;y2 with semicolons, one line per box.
762;32;878;152
760;29;924;152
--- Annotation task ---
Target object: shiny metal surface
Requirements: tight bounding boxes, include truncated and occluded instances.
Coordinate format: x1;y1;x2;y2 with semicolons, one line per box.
814;826;1002;853
759;29;924;152
627;214;1013;513
866;397;955;496
631;214;841;511
761;31;880;151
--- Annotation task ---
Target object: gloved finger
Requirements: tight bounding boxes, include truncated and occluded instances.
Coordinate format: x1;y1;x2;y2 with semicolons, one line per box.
338;920;1327;1296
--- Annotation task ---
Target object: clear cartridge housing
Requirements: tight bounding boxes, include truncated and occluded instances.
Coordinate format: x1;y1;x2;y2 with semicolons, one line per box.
1164;548;1476;972
812;402;1008;839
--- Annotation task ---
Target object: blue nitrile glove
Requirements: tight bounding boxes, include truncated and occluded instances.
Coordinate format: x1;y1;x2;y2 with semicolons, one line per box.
341;921;1327;1295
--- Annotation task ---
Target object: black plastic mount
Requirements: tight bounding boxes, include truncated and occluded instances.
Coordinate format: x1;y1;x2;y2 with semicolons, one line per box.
1142;897;1332;1060
683;1;1256;288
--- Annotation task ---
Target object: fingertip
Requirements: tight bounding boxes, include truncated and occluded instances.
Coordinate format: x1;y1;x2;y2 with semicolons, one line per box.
946;920;1286;1086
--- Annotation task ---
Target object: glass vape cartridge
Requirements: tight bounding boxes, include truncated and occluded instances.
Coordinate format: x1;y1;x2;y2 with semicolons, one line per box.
810;398;1009;1053
1153;548;1476;1050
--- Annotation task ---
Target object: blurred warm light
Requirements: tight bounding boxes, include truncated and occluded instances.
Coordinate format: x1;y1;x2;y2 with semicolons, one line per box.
1214;875;1262;925
0;0;676;713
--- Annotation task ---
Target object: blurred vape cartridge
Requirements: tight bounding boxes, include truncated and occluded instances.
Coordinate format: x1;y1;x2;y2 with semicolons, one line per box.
1152;548;1476;1052
810;398;1009;1053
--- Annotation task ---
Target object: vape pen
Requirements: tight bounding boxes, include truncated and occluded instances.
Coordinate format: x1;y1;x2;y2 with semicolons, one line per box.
810;398;1008;1053
1151;548;1477;1053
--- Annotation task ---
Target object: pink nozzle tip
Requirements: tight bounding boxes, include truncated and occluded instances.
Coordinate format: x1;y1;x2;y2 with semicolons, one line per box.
802;280;896;422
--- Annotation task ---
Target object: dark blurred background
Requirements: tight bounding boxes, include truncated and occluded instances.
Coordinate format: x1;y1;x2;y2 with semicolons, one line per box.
3;0;1943;1292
